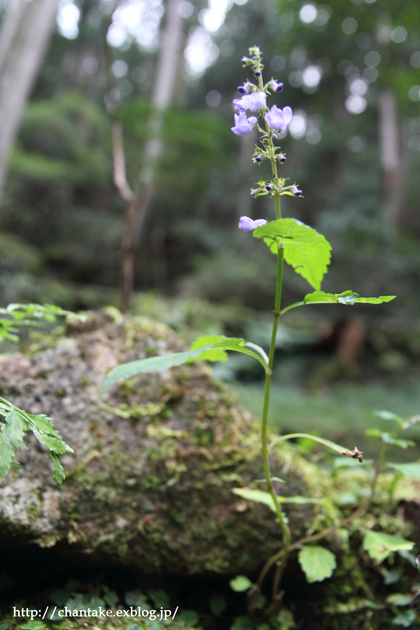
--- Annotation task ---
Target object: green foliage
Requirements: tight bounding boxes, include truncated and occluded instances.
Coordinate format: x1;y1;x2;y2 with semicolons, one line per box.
362;531;414;563
232;487;326;513
0;303;82;482
19;622;48;630
102;335;270;390
284;290;396;313
229;576;253;592
298;546;337;583
387;462;420;478
0;303;83;343
253;219;332;290
0;397;73;483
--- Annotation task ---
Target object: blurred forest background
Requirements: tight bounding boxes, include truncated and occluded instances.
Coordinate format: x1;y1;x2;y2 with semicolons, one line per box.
1;0;420;452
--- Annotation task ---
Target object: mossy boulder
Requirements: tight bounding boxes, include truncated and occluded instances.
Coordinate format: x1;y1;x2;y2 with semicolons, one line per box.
0;311;315;575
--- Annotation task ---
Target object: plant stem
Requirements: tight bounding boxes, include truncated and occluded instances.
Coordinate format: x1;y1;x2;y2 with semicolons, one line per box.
259;197;291;597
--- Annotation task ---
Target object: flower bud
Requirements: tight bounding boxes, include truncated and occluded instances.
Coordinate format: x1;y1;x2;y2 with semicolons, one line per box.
270;80;284;93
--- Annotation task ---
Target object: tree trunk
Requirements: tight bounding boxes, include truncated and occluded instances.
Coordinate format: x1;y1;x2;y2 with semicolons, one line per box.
378;88;403;240
0;0;58;196
113;0;185;312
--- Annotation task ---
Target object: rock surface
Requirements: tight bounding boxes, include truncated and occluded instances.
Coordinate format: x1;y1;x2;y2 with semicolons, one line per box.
0;311;312;575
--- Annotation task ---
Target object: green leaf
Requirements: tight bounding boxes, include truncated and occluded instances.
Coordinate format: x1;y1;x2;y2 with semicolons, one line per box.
102;336;270;390
298;546;337;583
269;432;363;462
0;397;73;482
50;452;65;484
375;410;403;422
295;290;396;308
3;406;27;448
386;593;412;606
209;594;227;615
363;531;414;563
276;608;296;630
229;617;254;630
232;488;325;512
365;430;414;449
253;219;332;290
392;610;416;627
0;433;14;477
19;622;48;630
229;575;253;592
387;462;420;478
232;488;276;512
147;588;170;609
189;335;269;367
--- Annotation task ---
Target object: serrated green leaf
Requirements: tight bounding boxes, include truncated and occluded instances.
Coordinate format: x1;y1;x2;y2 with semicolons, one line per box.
0;397;72;482
50;452;65;484
3;406;27;449
0;433;14;477
363;531;414;563
387;462;420;478
229;575;253;592
253;219;332;290
298;546;337;583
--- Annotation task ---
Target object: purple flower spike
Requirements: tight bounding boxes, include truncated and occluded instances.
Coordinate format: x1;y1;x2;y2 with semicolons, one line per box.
270;80;284;93
240;91;267;112
238;216;268;232
265;105;293;132
292;185;302;196
231;112;258;136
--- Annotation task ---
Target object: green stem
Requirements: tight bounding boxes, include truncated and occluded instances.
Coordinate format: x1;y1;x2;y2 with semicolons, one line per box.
256;65;291;597
260;232;291;570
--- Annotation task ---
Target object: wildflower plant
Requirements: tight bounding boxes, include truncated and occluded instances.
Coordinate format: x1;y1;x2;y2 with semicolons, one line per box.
102;47;420;617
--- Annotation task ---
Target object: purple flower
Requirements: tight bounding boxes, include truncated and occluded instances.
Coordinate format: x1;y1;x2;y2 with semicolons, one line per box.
233;98;245;111
231;112;257;136
270;80;284;93
237;83;251;95
265;105;293;132
238;216;268;232
292;185;302;196
240;91;267;111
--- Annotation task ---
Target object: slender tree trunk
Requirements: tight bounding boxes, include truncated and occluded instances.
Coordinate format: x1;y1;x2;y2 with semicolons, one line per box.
109;0;185;313
134;0;184;239
0;0;58;196
378;88;402;240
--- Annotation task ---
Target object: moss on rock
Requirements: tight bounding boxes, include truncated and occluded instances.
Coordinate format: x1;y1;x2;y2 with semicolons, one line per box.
0;311;313;575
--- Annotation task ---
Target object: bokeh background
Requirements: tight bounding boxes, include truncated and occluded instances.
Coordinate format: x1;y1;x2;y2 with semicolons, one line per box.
1;0;420;454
